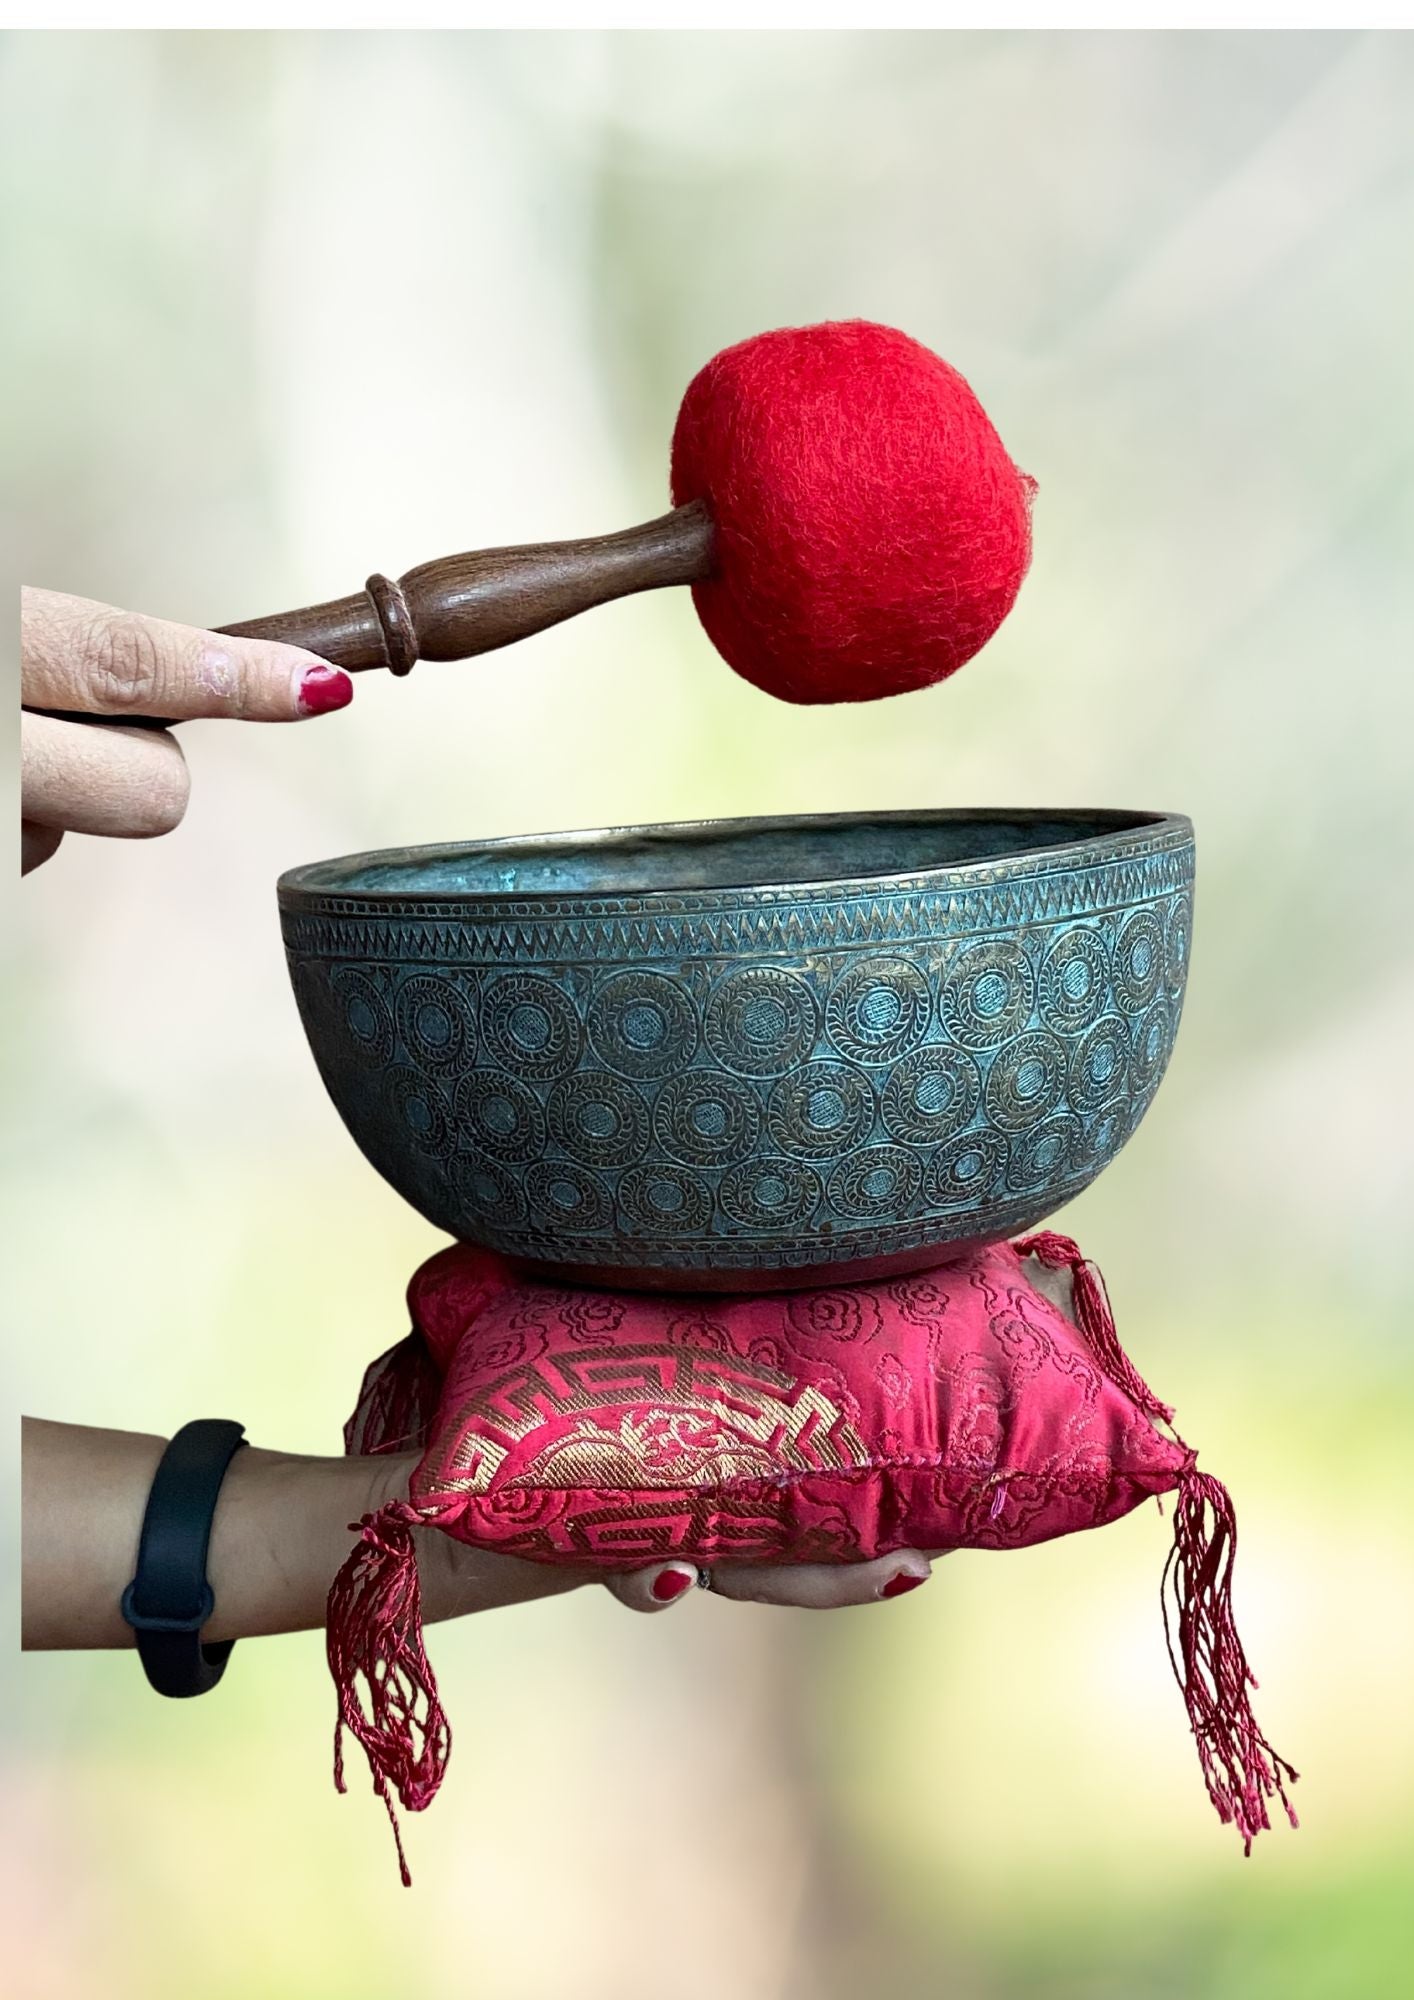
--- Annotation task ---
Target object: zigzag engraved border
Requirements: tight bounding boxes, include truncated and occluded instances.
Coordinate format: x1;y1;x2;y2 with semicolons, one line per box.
280;833;1195;970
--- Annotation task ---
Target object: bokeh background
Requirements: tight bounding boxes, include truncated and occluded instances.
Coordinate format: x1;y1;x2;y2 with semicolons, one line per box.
5;27;1413;2000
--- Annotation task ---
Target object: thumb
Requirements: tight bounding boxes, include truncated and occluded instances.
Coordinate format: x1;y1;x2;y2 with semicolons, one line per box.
21;588;355;723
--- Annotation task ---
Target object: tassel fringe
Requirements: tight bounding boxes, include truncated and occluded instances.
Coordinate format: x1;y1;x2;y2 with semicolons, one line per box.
1015;1230;1174;1425
1016;1230;1297;1851
1164;1469;1299;1854
342;1330;444;1459
326;1500;451;1886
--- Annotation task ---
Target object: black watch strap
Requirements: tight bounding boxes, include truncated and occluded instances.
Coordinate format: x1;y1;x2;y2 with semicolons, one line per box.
120;1419;248;1698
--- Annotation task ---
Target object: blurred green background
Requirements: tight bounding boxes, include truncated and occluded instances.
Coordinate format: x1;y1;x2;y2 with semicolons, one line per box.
5;27;1413;2000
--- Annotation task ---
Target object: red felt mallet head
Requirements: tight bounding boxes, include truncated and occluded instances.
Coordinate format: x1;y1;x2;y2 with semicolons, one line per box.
212;320;1034;711
670;319;1036;704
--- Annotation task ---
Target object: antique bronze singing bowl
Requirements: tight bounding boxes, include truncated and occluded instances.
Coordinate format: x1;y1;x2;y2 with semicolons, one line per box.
279;809;1193;1290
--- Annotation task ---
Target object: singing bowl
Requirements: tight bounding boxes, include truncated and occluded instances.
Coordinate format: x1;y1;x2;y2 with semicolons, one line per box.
279;809;1193;1290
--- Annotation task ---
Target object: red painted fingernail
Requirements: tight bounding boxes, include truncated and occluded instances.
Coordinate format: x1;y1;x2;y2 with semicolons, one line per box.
297;663;354;716
652;1567;695;1603
880;1571;926;1600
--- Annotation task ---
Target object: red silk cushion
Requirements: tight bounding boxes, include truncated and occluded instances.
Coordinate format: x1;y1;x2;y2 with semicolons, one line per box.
384;1239;1186;1566
330;1235;1296;1881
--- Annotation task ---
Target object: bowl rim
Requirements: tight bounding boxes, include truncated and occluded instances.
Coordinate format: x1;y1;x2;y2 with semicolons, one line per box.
277;806;1193;909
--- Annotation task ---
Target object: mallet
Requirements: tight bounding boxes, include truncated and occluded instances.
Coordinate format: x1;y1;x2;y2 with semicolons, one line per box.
70;320;1037;721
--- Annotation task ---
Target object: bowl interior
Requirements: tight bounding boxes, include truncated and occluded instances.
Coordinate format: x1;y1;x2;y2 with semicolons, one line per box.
280;809;1172;903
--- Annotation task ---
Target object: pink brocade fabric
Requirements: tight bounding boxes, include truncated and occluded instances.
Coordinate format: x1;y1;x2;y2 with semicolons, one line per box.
331;1232;1298;1879
390;1238;1190;1567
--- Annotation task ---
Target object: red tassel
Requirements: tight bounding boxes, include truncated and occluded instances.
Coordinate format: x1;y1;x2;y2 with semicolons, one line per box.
1163;1469;1299;1853
342;1331;444;1459
326;1500;451;1887
1016;1233;1298;1850
1015;1231;1175;1425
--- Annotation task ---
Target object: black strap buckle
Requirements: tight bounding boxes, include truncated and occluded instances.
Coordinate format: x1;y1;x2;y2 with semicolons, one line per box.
119;1581;216;1634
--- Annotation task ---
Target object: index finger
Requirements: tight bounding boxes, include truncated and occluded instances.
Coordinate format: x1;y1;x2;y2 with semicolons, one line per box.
20;587;354;723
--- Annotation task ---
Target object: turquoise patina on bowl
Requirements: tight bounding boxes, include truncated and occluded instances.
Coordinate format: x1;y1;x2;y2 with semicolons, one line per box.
278;809;1193;1290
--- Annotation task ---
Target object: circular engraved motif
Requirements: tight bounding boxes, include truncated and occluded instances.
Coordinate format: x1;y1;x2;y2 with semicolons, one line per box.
923;1130;1006;1208
825;956;932;1065
881;1045;981;1147
718;1157;823;1231
1006;1114;1083;1192
385;1065;454;1157
1131;997;1174;1093
449;1152;526;1228
617;1162;713;1237
941;941;1036;1050
331;967;394;1064
705;968;819;1078
984;1030;1068;1132
453;1070;546;1163
1114;908;1165;1013
482;974;583;1080
1067;1015;1132;1112
1038;928;1111;1034
653;1070;762;1168
1165;893;1192;996
1076;1103;1130;1169
525;1159;613;1234
546;1069;649;1169
767;1061;876;1159
587;970;700;1080
827;1144;923;1221
394;973;473;1074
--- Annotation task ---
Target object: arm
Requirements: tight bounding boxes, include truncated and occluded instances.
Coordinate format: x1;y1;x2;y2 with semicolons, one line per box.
20;1419;583;1650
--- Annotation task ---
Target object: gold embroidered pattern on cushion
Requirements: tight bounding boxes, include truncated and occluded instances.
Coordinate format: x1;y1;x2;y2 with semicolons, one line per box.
518;1410;780;1491
429;1345;870;1499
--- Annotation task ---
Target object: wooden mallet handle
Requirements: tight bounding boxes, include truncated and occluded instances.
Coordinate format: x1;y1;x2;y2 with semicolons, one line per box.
218;499;715;676
27;501;716;730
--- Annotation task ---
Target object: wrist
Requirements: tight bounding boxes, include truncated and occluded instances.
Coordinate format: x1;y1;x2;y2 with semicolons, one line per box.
358;1447;417;1517
201;1445;417;1644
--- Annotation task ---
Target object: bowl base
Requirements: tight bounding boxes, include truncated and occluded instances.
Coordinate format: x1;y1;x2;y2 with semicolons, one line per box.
504;1227;1024;1295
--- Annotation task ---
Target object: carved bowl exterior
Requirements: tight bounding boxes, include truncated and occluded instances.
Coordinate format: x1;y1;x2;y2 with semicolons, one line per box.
278;809;1193;1290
